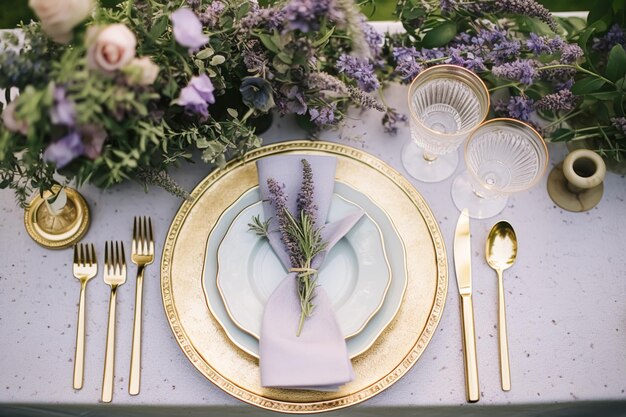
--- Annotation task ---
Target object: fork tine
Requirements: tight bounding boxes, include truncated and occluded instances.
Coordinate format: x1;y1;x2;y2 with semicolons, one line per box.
115;241;121;275
81;243;86;266
104;241;109;271
120;241;126;266
142;216;148;254
84;243;90;265
134;217;139;254
73;244;79;265
148;217;154;254
90;243;96;266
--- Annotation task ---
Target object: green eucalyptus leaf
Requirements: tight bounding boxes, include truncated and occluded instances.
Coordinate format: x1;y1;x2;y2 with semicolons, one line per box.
421;21;457;48
272;55;290;73
196;48;214;60
257;34;280;54
210;55;226;65
571;77;606;95
276;52;292;64
606;44;626;82
149;16;169;39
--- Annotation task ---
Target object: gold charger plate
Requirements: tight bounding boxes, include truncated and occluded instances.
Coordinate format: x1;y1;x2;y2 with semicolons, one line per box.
161;140;448;413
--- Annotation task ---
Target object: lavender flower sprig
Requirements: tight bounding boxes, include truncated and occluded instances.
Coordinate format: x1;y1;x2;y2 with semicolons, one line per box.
252;159;327;336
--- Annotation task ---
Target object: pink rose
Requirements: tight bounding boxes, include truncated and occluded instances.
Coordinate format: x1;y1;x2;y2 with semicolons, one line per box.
29;0;93;44
86;24;137;73
125;57;160;86
1;100;28;135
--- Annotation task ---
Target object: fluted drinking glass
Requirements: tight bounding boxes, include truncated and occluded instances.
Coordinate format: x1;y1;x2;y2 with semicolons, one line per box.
402;65;490;182
451;118;549;219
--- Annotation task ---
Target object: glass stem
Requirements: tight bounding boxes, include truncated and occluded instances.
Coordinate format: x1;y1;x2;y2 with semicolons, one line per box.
422;151;438;162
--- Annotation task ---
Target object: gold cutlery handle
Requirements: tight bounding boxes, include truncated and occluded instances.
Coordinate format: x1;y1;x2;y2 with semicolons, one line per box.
73;280;87;390
460;293;479;402
102;286;118;403
129;266;145;395
497;270;511;391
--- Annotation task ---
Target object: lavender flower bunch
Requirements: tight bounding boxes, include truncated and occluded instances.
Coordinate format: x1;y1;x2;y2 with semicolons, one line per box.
393;0;626;162
249;159;327;336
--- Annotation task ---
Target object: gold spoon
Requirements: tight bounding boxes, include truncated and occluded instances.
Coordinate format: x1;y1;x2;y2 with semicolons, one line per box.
486;221;518;392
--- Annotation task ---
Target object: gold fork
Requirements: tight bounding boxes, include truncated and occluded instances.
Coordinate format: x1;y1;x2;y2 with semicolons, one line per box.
102;241;126;403
72;243;97;390
129;216;154;395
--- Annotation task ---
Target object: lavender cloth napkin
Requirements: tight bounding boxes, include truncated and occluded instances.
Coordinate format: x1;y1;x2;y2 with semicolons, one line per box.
257;155;363;390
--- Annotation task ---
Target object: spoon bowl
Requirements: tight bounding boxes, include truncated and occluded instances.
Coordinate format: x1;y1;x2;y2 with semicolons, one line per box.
486;221;518;271
485;220;518;392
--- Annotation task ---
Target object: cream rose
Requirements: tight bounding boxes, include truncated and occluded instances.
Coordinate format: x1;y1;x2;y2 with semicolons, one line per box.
29;0;94;44
125;57;160;86
86;24;137;73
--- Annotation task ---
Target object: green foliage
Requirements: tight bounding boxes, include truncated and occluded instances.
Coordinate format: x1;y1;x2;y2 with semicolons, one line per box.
0;0;376;204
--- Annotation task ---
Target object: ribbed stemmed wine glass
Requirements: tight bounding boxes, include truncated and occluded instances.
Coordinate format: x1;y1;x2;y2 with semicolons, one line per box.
451;118;549;219
402;65;490;182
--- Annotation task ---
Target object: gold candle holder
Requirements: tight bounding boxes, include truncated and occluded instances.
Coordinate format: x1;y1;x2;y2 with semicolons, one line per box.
547;149;606;212
24;185;90;249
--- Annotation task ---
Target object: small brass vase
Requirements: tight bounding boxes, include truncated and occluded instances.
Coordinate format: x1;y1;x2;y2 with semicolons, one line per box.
24;185;90;249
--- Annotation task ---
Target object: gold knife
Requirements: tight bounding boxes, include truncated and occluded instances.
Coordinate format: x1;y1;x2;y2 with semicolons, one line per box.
454;208;480;403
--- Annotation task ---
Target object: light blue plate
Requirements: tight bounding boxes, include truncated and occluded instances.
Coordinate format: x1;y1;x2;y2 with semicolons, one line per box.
217;194;392;339
203;182;407;359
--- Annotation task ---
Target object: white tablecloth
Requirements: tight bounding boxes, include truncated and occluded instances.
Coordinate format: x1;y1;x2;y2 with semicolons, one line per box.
1;78;625;417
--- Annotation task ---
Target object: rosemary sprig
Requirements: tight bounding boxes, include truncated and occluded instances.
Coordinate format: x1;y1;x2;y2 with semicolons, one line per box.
249;159;327;336
248;214;271;238
284;209;328;336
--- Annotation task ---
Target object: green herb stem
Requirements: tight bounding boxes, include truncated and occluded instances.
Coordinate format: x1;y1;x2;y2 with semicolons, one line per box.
537;64;616;87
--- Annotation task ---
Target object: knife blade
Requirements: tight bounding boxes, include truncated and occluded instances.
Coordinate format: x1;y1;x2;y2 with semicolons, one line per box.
454;208;480;403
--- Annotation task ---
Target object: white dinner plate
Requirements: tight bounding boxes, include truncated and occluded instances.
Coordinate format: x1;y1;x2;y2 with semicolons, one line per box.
203;181;407;359
216;194;392;339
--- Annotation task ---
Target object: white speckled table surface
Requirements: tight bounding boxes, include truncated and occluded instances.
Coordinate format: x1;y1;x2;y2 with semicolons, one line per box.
1;83;625;416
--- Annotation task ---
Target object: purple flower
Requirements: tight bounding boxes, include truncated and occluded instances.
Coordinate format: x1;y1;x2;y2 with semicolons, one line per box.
611;117;626;135
492;59;537;85
239;4;286;31
282;0;343;33
280;85;307;115
171;8;209;51
547;36;565;51
382;107;408;135
475;28;507;45
175;74;216;117
240;77;275;112
592;24;626;52
308;103;336;126
447;48;485;71
506;95;535;121
50;87;76;126
535;89;579;111
199;1;225;27
360;19;383;57
489;0;557;32
43;131;84;168
491;39;521;63
526;33;552;55
81;124;107;159
297;159;317;221
393;50;423;83
440;0;457;14
336;54;379;92
559;43;583;64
